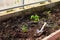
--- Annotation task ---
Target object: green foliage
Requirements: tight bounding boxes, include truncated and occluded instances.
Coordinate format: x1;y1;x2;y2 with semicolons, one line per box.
30;14;39;22
21;25;28;33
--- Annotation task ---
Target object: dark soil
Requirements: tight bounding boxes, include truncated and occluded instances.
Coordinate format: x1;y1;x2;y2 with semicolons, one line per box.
0;6;60;40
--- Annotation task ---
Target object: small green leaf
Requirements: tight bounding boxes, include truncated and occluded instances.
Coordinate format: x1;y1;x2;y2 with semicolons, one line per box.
47;11;51;14
21;25;28;32
30;14;40;22
30;15;34;19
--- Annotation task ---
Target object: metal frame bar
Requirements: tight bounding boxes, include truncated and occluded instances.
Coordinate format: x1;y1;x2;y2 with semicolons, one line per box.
22;0;24;9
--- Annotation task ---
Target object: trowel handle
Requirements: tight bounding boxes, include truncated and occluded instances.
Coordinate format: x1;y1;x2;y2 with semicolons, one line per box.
37;22;47;33
40;22;47;31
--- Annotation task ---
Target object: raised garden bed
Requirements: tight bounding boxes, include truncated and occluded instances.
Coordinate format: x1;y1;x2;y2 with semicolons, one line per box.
0;3;60;40
42;29;60;40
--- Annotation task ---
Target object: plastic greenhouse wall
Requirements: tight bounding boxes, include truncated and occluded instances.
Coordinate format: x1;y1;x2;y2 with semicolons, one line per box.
0;0;47;10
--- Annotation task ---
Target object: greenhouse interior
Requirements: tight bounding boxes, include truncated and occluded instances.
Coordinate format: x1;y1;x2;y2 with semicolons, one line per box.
0;0;60;40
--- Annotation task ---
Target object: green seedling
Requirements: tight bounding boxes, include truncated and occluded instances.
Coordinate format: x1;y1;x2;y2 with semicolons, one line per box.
47;10;51;15
30;14;39;22
21;25;28;33
47;10;52;19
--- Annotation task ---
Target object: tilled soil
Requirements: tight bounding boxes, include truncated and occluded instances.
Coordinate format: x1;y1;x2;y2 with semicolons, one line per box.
0;6;60;40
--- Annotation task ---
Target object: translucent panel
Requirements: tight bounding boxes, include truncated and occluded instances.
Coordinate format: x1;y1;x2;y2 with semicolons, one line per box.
24;0;47;4
0;0;23;10
0;0;47;10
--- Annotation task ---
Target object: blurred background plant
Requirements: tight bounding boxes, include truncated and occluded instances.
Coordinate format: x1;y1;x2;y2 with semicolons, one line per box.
21;24;28;33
